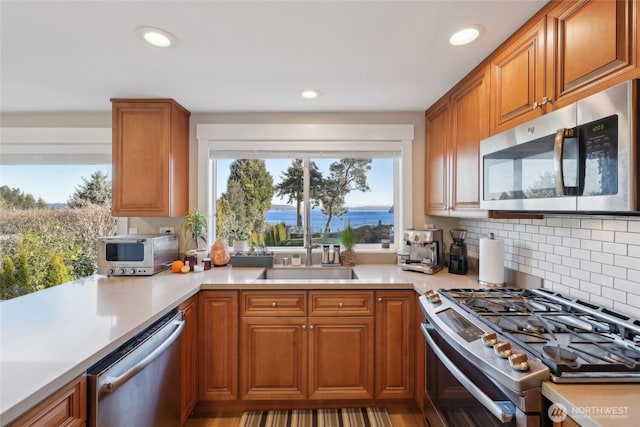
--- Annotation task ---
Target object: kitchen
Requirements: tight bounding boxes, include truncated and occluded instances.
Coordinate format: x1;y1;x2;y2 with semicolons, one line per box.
1;1;640;427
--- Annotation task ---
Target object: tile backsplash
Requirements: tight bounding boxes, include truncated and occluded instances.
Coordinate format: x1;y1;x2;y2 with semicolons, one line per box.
458;216;640;319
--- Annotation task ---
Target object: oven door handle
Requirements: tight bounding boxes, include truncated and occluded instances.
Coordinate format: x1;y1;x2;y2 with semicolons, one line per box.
421;323;516;423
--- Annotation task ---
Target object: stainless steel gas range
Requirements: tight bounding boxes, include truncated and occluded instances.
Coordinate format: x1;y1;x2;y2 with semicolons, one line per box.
419;287;640;427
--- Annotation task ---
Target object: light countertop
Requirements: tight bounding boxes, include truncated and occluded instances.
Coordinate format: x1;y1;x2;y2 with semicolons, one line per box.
1;263;474;425
542;382;640;427
2;263;636;426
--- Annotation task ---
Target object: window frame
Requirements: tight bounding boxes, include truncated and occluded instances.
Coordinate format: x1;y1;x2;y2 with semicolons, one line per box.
196;124;414;250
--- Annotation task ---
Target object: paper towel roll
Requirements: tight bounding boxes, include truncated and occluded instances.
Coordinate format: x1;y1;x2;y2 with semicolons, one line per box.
479;236;505;287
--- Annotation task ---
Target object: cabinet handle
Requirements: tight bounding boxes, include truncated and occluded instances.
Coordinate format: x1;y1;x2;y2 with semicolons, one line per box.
302;324;307;330
378;297;383;302
338;302;343;308
532;101;539;110
272;302;277;308
309;325;314;330
541;96;549;105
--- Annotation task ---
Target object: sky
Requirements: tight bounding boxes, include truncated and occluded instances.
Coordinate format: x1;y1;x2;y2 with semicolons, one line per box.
0;164;112;204
0;157;393;206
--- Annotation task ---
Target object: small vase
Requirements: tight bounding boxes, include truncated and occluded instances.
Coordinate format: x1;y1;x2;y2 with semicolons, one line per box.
211;238;230;266
232;240;247;254
341;250;356;266
291;256;301;266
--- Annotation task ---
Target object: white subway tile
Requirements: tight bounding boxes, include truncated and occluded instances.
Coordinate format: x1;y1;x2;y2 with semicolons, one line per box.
615;231;640;245
602;242;627;256
581;219;602;230
590;251;613;265
546;217;563;227
547;253;562;264
604;287;627;303
614;278;640;295
628;221;640;233
627;268;640;283
590;294;614;310
580;239;602;252
538;261;553;272
562;218;581;228
579;280;601;295
554;264;571;276
571;248;590;260
569;287;589;300
526;225;539;234
562;237;581;248
614;254;638;269
539;226;554;235
627;245;640;258
603;219;627;231
571;228;591;239
580;260;601;274
591;230;615;242
590;273;614;287
545;271;562;282
554;227;571;237
572;268;590;281
602;264;627;279
563;256;581;268
547;235;563;245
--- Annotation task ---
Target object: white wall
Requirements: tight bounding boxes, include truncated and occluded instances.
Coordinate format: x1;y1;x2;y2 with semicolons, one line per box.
458;215;640;318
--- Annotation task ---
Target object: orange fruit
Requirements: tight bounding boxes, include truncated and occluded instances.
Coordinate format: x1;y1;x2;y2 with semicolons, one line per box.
171;260;184;273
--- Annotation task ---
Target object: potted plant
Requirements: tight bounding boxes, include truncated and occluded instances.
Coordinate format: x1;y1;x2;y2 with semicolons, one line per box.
183;209;208;250
340;223;357;266
230;229;249;253
291;252;302;266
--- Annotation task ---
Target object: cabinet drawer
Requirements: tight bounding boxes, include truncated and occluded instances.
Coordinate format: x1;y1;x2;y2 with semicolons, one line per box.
308;291;374;316
241;291;307;316
10;375;86;427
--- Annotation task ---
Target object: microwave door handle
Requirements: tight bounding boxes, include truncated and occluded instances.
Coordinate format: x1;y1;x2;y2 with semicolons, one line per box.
421;324;515;423
553;128;566;196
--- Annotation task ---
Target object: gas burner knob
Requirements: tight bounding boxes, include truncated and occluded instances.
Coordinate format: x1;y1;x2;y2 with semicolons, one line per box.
129;268;136;275
481;332;498;347
508;353;530;372
493;342;513;358
428;293;441;304
118;268;126;275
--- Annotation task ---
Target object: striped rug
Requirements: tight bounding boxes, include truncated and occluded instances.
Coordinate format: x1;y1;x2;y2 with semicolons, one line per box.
239;407;392;427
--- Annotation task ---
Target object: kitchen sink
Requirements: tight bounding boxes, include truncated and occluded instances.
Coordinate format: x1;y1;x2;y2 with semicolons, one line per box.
260;267;357;280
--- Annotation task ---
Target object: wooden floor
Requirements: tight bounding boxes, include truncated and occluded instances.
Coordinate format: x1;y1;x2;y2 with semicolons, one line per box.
185;408;425;427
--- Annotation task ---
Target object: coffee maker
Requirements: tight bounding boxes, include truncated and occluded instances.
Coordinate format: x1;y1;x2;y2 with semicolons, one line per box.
398;228;444;274
448;228;468;275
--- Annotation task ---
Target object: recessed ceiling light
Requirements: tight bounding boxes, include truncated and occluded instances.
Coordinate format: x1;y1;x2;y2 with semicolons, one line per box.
449;25;484;46
301;89;320;99
135;26;177;47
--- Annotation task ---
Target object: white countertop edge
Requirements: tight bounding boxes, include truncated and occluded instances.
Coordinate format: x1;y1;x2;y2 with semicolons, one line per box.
0;264;476;425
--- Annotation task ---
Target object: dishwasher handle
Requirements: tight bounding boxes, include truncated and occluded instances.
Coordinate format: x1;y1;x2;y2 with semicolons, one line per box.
103;319;185;393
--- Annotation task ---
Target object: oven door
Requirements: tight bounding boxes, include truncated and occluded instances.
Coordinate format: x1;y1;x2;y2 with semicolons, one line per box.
422;323;519;427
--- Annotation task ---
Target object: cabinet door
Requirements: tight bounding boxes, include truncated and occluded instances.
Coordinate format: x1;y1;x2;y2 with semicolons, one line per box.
111;99;189;217
490;18;546;134
375;290;414;399
425;97;450;214
9;376;86;427
547;0;636;108
449;66;489;213
179;295;198;426
308;317;374;400
240;317;307;400
199;291;238;400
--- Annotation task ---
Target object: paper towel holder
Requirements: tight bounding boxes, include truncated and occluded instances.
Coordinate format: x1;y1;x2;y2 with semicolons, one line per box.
478;233;506;288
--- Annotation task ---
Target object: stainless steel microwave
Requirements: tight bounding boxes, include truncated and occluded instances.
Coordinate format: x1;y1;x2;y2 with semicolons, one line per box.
97;234;179;276
480;80;638;213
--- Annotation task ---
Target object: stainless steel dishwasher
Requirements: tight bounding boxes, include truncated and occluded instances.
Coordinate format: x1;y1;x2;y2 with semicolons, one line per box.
87;310;185;427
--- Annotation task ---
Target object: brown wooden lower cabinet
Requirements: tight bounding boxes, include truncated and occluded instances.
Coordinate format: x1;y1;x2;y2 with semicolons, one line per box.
199;290;239;401
179;294;198;426
9;375;86;427
198;289;416;411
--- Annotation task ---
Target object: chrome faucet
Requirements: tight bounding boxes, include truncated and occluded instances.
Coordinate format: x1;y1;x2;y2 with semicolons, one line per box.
303;227;318;266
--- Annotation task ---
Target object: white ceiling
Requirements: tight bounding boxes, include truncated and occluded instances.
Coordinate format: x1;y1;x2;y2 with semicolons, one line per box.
0;0;546;114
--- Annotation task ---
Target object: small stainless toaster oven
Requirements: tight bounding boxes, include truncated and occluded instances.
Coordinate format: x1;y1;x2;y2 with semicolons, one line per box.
97;234;179;276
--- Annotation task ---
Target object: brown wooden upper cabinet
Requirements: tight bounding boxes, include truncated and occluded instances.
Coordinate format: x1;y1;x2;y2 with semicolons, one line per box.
490;0;637;135
111;99;190;217
425;66;489;216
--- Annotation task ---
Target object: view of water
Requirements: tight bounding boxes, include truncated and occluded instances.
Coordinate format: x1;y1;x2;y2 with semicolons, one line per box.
265;209;393;233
